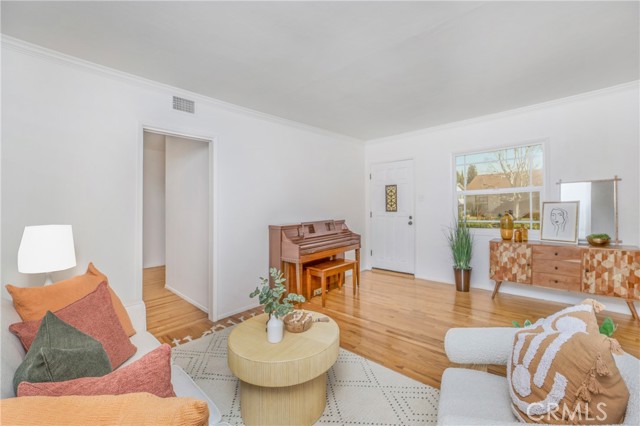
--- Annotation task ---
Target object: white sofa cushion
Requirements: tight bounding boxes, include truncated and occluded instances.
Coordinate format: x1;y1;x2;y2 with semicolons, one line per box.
123;330;165;366
438;368;519;426
172;365;222;424
1;297;27;399
615;353;640;426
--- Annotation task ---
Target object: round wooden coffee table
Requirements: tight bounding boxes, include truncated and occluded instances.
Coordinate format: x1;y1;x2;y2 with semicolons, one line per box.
227;312;339;426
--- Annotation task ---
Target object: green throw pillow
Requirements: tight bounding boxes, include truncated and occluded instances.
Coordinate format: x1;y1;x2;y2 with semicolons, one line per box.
13;311;112;393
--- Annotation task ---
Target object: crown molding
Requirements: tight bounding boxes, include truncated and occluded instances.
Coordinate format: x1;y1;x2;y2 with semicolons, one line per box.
1;35;363;145
366;80;640;145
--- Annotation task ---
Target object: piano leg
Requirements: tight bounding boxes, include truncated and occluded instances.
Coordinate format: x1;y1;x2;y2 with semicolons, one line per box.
352;262;357;296
283;262;295;293
355;248;361;289
295;263;303;296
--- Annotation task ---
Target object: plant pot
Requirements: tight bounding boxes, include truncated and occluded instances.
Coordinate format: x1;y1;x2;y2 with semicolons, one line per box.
266;315;284;343
453;268;472;292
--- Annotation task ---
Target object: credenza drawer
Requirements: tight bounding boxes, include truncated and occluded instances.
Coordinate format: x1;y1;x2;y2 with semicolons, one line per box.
532;245;581;261
532;272;581;291
532;259;581;276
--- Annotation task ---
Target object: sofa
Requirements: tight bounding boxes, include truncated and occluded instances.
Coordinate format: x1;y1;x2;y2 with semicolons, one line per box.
1;296;225;425
437;327;640;425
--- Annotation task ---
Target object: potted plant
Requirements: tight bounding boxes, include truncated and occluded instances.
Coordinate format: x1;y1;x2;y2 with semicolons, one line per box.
445;219;474;292
249;268;306;343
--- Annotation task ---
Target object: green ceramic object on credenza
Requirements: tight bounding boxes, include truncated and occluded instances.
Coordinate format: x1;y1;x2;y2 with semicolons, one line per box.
500;210;514;241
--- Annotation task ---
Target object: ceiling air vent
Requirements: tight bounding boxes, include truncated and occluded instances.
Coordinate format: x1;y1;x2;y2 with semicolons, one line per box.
172;96;195;114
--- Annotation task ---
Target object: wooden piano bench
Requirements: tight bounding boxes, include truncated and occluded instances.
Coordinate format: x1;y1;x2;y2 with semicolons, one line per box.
305;259;358;307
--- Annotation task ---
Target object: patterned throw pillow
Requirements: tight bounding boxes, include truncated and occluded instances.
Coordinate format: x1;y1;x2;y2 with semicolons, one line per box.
6;262;136;336
18;344;176;398
508;299;629;424
10;281;137;369
13;312;112;394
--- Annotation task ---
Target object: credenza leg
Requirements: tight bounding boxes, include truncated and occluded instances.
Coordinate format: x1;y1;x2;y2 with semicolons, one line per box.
626;300;639;323
491;281;502;300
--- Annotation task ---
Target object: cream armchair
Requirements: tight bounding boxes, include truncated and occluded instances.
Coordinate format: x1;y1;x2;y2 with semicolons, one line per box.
437;327;640;425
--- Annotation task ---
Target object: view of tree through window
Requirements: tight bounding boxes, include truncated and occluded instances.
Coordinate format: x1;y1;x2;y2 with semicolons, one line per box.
455;144;544;229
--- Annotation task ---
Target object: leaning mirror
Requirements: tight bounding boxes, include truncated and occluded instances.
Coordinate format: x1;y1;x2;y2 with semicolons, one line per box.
558;176;620;243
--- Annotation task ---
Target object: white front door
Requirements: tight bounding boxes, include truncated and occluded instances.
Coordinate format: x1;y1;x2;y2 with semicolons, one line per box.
370;159;415;274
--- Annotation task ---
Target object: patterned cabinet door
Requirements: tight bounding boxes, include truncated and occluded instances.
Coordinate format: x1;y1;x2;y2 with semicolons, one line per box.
489;241;532;284
582;249;640;300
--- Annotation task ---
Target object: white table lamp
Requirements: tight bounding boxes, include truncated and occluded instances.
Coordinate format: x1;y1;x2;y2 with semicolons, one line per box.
18;225;77;285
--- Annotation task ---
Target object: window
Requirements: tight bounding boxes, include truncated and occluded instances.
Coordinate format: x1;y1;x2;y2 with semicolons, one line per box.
455;143;544;230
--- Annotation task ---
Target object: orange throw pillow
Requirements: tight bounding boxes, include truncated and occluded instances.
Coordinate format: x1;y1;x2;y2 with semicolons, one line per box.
6;262;135;336
508;299;629;424
18;344;175;397
0;393;209;426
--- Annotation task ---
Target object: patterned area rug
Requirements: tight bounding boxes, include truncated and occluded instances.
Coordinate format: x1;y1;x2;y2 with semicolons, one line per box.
172;326;440;425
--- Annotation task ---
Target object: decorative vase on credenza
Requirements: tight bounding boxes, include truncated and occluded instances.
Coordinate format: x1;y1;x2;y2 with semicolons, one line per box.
500;210;514;241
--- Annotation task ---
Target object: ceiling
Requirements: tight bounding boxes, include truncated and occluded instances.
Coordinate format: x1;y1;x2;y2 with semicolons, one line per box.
2;1;638;140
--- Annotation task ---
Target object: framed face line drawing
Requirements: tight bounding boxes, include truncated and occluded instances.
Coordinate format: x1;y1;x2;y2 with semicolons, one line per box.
540;201;580;244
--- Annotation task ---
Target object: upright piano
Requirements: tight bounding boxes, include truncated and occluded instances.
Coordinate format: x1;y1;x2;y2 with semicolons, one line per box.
269;220;361;295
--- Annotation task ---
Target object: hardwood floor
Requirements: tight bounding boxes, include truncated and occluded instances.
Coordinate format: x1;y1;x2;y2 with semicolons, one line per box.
143;266;263;346
302;269;640;389
144;266;639;389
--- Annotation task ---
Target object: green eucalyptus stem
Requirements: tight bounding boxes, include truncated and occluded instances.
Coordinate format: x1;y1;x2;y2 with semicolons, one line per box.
249;268;306;319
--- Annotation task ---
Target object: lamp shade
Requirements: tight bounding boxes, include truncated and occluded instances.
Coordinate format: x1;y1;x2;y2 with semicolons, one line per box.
18;225;77;274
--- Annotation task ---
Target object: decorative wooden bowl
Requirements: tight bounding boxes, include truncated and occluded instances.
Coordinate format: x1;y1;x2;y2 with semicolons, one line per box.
283;311;313;333
587;235;610;247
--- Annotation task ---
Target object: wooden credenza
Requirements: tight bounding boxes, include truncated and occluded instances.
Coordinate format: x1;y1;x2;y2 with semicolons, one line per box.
489;239;640;321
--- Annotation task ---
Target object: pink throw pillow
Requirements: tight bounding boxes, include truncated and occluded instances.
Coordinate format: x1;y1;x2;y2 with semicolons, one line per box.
18;344;175;398
10;282;136;369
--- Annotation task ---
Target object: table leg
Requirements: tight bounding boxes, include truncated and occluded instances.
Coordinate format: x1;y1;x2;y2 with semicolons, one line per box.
239;373;327;426
306;269;311;301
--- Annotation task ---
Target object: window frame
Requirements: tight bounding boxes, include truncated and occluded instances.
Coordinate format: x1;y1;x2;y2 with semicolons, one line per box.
452;139;548;237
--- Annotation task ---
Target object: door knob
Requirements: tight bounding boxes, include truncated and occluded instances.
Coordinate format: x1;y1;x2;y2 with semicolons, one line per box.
409;215;413;219
408;221;413;225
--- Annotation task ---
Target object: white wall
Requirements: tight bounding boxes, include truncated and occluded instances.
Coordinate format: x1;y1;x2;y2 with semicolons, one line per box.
142;132;166;268
165;135;209;312
1;40;365;319
365;82;639;315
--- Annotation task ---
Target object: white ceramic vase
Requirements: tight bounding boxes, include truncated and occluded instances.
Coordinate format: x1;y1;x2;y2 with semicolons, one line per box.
267;315;284;343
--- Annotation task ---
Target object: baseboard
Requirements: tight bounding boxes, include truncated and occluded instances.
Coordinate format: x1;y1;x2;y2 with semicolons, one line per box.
216;302;261;321
165;285;209;313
